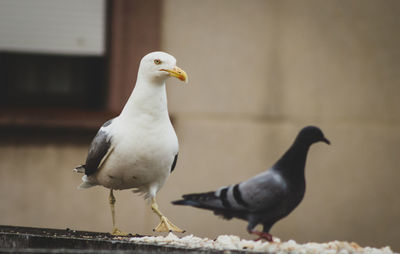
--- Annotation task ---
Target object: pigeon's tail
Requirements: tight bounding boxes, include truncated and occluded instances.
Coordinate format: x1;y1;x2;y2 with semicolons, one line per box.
172;191;221;209
182;191;218;202
172;190;245;221
171;199;198;206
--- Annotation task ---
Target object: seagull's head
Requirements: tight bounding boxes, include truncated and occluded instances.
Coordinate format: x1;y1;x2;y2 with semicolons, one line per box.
138;51;188;84
297;126;331;146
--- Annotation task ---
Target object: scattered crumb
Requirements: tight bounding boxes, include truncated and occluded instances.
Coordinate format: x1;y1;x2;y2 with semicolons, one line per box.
129;233;396;254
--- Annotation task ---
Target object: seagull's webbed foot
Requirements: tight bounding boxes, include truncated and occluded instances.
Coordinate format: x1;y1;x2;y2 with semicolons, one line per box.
151;197;185;233
111;227;129;236
153;215;185;233
249;230;274;242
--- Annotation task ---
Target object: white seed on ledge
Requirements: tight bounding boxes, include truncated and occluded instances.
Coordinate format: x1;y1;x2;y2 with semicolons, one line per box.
129;234;395;254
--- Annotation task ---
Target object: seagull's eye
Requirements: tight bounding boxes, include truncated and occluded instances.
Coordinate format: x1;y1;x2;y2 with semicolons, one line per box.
154;59;162;65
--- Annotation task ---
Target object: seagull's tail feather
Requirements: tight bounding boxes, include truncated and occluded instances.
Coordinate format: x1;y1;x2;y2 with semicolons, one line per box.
74;165;85;174
77;175;97;189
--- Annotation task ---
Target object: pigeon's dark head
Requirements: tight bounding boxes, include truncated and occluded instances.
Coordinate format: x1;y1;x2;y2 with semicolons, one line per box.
296;126;330;146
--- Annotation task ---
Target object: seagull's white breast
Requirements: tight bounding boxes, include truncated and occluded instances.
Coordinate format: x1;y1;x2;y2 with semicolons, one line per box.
95;114;178;196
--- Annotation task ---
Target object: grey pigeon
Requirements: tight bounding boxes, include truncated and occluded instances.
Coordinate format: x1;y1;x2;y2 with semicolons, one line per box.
172;126;330;241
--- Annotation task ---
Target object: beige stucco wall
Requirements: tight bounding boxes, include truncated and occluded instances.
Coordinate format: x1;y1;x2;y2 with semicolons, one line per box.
163;0;400;249
0;0;399;251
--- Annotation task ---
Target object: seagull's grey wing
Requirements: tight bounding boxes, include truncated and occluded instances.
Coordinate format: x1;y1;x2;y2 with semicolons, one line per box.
84;119;114;176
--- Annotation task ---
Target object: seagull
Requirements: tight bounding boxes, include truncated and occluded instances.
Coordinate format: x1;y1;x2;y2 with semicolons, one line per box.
75;51;188;235
172;126;330;241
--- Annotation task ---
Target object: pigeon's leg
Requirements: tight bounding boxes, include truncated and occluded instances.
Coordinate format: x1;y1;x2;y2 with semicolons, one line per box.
151;197;185;233
249;230;274;242
108;189;128;236
247;221;273;242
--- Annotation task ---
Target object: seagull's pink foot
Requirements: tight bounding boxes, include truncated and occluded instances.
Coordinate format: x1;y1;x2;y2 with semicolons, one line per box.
249;230;274;242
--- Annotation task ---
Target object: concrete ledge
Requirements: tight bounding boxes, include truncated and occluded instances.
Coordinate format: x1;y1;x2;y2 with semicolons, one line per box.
0;225;234;254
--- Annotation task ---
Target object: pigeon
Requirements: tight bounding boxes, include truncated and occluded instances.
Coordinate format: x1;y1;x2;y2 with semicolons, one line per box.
172;126;330;241
74;51;188;235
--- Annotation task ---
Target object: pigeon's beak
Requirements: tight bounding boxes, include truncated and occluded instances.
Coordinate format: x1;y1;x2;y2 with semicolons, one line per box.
322;137;331;145
161;66;188;83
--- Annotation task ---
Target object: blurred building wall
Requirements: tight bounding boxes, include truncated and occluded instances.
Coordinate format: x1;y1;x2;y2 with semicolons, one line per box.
163;0;400;249
0;0;399;251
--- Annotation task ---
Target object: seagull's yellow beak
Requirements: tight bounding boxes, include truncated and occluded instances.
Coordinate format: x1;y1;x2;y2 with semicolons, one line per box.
161;66;188;83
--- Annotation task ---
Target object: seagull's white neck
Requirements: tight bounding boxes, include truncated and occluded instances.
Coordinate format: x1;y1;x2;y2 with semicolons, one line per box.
120;76;169;120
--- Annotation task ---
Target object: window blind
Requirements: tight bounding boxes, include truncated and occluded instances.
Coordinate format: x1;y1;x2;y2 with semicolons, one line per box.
0;0;106;55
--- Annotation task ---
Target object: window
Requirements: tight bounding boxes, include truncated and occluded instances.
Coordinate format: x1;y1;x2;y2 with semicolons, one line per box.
0;52;106;109
0;0;161;130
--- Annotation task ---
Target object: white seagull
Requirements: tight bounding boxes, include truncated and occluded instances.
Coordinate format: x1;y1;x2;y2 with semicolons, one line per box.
74;51;188;235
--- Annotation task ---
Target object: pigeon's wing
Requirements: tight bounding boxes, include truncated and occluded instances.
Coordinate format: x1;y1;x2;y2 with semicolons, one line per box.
78;119;115;176
172;169;287;217
237;169;288;212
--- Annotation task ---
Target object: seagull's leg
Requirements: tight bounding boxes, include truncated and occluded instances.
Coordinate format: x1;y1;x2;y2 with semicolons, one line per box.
108;189;127;236
150;197;185;233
